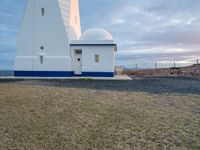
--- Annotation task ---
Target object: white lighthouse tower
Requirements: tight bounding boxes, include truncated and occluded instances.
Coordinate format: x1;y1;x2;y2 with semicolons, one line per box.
15;0;81;77
15;0;117;77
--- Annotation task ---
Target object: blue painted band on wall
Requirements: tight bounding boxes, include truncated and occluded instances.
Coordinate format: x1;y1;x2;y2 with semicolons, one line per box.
14;71;114;77
82;72;114;77
14;71;73;77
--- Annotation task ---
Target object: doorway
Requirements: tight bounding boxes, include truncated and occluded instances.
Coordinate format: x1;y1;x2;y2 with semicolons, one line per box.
74;49;82;75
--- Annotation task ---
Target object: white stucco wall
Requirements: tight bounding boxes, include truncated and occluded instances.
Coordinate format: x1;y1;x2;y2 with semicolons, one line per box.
69;0;81;40
15;0;81;72
71;45;115;73
15;0;35;71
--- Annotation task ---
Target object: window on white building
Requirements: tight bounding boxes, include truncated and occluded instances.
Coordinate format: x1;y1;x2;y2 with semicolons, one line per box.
75;49;82;54
40;56;43;64
41;8;45;16
95;54;99;63
40;46;44;50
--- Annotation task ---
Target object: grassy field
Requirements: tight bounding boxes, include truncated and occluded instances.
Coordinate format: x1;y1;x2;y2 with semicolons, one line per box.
0;78;200;150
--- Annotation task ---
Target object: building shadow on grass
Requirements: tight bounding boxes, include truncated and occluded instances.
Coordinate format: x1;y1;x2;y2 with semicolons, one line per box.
1;77;200;95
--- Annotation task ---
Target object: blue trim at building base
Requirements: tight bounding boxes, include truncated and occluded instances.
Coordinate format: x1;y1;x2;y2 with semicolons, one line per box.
82;72;114;77
14;71;73;77
14;71;114;77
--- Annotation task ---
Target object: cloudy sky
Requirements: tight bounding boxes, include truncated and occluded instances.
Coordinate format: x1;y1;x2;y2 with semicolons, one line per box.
0;0;200;70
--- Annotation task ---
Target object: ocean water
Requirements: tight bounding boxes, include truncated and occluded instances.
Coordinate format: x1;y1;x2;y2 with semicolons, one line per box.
0;70;14;76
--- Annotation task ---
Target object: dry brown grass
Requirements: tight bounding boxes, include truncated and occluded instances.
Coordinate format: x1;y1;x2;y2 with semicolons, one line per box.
0;83;200;150
124;65;200;77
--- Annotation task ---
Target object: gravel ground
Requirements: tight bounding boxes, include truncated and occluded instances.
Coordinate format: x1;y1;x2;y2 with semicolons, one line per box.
0;77;200;150
1;77;200;95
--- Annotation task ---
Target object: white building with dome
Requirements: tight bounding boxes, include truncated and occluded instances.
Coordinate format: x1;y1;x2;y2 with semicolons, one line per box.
15;0;117;77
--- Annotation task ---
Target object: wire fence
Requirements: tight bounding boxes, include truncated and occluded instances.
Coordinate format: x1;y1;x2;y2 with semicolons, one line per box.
126;59;200;70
